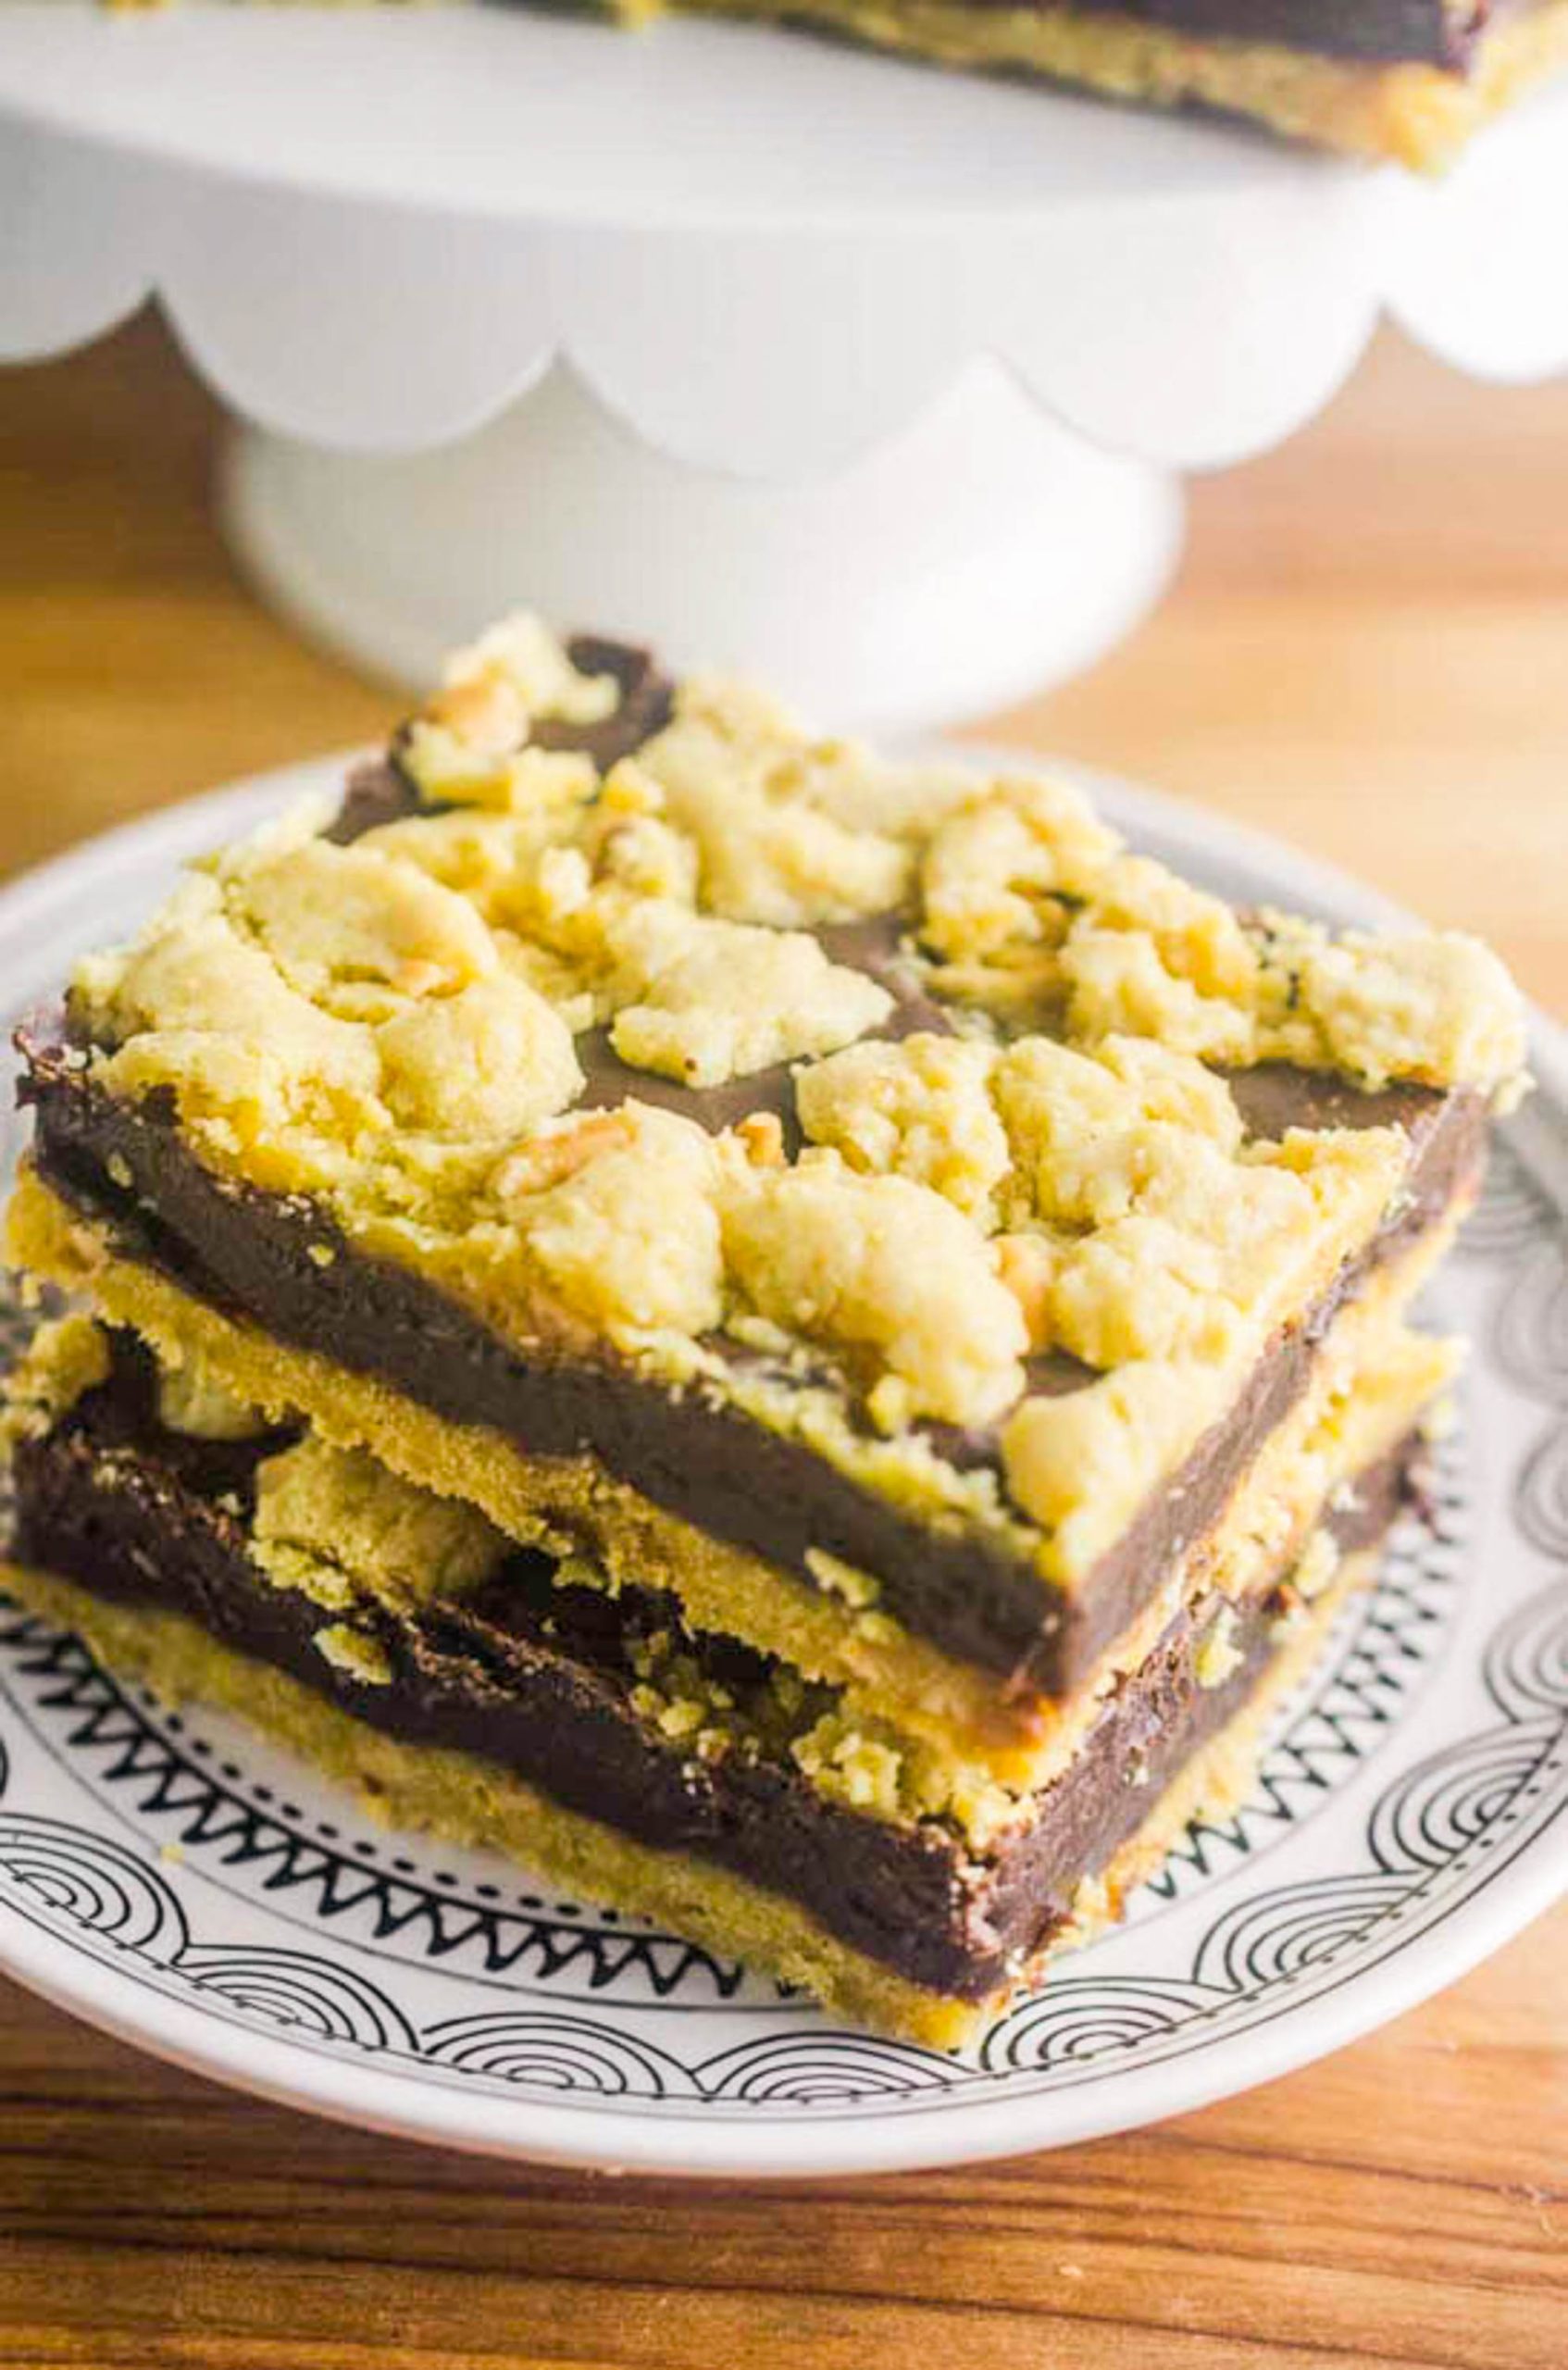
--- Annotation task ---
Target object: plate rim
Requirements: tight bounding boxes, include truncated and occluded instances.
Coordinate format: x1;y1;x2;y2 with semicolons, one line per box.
0;752;1562;2180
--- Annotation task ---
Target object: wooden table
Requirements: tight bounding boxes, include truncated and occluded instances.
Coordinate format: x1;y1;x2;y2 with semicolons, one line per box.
1;316;1563;2369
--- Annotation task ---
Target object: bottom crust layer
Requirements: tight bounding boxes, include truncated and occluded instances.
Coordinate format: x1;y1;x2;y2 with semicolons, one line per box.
0;1546;1375;2050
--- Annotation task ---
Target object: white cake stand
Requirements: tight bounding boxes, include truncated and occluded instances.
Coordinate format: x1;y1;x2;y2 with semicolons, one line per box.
5;6;1568;728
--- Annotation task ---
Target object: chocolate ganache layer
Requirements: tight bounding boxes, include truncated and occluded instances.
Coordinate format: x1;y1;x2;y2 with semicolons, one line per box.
17;1017;1484;1702
8;1332;1425;2003
958;0;1486;69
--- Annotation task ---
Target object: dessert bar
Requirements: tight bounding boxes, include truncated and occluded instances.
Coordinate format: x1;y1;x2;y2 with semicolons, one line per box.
2;616;1525;2039
660;0;1568;167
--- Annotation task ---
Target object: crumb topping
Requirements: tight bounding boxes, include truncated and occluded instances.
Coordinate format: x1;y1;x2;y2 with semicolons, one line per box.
313;1621;394;1687
512;1103;728;1341
156;1358;269;1442
722;1153;1029;1428
63;615;1525;1578
0;1314;112;1441
252;1439;505;1612
598;899;890;1085
796;1033;1011;1226
1193;1603;1245;1690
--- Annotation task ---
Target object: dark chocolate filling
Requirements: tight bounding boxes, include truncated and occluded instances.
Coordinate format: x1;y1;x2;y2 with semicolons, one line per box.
8;1335;1422;2003
17;1024;1484;1703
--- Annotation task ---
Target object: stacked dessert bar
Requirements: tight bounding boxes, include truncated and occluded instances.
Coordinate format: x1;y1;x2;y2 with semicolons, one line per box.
664;0;1568;168
2;619;1526;2044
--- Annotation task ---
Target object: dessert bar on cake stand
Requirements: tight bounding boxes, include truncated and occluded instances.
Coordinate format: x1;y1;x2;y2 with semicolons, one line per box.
3;6;1567;730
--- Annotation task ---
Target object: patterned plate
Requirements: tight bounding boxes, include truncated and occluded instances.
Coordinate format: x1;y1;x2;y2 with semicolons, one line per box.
0;758;1562;2178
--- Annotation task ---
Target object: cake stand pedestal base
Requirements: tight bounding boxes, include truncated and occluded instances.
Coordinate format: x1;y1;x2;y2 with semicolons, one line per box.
222;364;1182;733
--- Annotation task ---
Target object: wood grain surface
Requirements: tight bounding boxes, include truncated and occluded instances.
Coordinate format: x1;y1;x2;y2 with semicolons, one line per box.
0;313;1564;2369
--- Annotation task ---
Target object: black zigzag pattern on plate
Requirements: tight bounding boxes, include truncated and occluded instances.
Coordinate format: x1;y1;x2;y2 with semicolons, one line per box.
0;1809;425;2054
0;1610;753;2012
982;1635;1568;2094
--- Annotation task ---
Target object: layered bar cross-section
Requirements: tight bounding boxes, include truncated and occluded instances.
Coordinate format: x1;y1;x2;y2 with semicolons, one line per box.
2;617;1527;2040
649;0;1568;167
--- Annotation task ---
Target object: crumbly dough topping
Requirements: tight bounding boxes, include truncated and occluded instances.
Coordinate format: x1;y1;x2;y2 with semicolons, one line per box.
252;1438;506;1613
312;1621;395;1688
66;616;1525;1568
796;1034;1012;1228
156;1357;270;1443
599;899;890;1085
401;615;618;808
722;1152;1029;1429
0;1314;111;1441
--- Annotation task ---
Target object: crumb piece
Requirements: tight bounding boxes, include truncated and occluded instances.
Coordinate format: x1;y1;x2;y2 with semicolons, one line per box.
791;1714;906;1818
1193;1604;1245;1690
314;1622;394;1687
77;872;385;1168
377;974;583;1141
446;612;620;729
1279;924;1527;1093
721;1154;1027;1427
232;838;498;1007
492;1113;637;1199
1002;1363;1226;1580
737;1111;786;1167
255;1439;505;1610
803;1547;880;1609
423;665;529;757
992;1232;1056;1352
795;1033;1009;1226
1;1315;113;1441
516;1104;725;1340
156;1358;268;1442
628;678;915;925
399;616;617;805
603;902;890;1087
1292;1529;1341;1604
919;776;1119;967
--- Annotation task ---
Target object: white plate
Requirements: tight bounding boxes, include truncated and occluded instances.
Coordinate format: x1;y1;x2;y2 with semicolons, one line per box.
0;759;1563;2179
